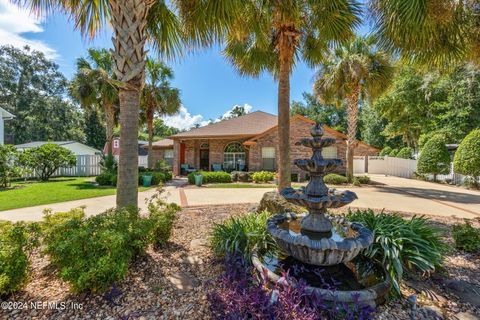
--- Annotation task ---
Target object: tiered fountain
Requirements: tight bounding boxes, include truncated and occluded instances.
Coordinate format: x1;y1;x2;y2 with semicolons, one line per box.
252;123;391;306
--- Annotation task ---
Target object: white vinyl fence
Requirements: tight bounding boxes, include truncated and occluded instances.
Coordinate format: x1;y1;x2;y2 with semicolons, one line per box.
22;155;148;178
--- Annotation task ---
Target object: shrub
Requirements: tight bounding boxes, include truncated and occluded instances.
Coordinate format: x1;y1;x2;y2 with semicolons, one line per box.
207;255;375;320
231;171;252;182
0;145;22;188
379;146;392;156
251;171;275;183
139;171;166;185
19;143;76;181
452;220;480;253
389;148;399;157
417;135;450;181
188;171;232;184
164;171;173;181
111;175;117;186
355;175;370;184
323;173;347;185
99;153;117;175
0;221;40;296
154;159;171;173
352;177;361;186
396;147;414;159
453;129;480;187
210;211;276;260
95;172;114;186
146;194;180;248
346;209;446;294
42;207;154;292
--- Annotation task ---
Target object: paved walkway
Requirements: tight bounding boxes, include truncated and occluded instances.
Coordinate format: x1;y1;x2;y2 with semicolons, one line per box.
1;176;479;222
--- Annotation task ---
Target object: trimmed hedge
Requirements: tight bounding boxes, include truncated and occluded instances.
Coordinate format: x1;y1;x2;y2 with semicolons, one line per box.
323;173;347;185
453;129;480;181
251;171;275;183
188;171;232;184
417;135;450;180
396;147;414;159
379;146;392;156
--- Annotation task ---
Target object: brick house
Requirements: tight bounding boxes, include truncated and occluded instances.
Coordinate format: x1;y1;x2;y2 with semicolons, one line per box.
165;111;379;177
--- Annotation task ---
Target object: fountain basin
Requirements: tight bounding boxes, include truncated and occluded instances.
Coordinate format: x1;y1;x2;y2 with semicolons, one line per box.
281;187;357;210
294;158;343;174
267;213;373;266
252;251;391;307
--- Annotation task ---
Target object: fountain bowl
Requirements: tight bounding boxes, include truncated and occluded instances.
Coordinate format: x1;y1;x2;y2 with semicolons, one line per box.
252;251;391;307
267;213;373;266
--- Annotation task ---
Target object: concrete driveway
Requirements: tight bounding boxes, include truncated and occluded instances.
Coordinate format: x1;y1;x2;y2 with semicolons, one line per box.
1;175;479;222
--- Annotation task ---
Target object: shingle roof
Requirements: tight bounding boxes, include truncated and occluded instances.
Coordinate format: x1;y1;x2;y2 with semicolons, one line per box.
15;141;75;148
151;138;174;148
169;111;278;139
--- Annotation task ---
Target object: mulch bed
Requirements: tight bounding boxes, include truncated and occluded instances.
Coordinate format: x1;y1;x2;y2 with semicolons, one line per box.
1;204;479;320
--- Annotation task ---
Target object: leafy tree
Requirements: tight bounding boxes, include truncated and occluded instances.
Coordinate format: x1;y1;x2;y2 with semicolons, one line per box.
141;58;181;168
0;145;21;188
417;135;450;181
379;147;392;157
70;48;119;156
396;147;414;159
290;92;347;133
84;108;107;150
0;46;85;144
453;129;480;186
223;0;361;189
152;119;179;138
19;144;76;181
315;36;394;182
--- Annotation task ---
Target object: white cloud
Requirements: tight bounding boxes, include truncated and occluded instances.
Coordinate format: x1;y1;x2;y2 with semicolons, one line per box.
162;104;255;131
0;0;57;58
161;106;210;131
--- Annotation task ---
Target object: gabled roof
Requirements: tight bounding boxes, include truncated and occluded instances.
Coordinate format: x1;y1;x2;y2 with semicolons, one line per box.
169;111;278;139
148;138;174;149
15;141;76;148
0;107;14;119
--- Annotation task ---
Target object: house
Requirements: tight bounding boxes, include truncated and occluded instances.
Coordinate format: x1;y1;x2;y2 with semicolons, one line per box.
15;141;101;156
0;107;14;145
168;111;379;176
104;138;149;156
148;139;174;167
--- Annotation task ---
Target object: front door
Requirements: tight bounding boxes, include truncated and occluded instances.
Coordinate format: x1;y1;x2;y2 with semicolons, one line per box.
200;149;209;171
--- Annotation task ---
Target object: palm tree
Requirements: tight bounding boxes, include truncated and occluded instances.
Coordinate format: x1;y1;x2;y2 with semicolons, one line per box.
222;1;362;190
70;48;118;156
14;0;187;207
314;36;394;182
370;0;479;67
142;58;181;168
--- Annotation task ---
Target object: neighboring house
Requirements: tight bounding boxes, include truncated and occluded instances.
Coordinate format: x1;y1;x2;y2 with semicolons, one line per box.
0;107;14;145
103;138;149;156
15;141;101;156
168;111;379;176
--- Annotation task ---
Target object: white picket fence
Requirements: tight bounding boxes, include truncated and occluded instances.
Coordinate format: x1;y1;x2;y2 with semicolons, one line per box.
355;156;470;184
22;155;149;178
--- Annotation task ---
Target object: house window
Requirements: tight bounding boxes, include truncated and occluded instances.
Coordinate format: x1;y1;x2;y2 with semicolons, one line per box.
261;147;276;171
113;140;119;148
164;149;174;167
322;146;337;159
224;142;245;171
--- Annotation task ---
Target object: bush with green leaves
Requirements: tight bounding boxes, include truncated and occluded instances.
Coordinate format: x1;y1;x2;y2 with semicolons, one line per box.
323;173;347;185
251;171;275;183
146;193;180;248
417;135;450;181
154;159;171;173
95;172;115;186
452;220;480;253
19;143;76;181
210;211;276;260
396;147;414;159
346;209;446;294
42;207;154;292
0;145;22;188
389;148;399;157
140;171;166;185
453;129;480;187
187;171;232;184
99;153;117;175
379;146;392;156
0;221;40;296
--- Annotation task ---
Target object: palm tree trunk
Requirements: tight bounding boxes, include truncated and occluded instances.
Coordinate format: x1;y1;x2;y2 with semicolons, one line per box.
105;102;115;157
147;108;154;169
277;45;293;191
109;0;150;208
346;86;360;182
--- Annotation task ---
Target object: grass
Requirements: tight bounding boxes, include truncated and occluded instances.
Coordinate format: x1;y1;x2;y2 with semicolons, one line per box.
205;183;276;188
0;177;150;211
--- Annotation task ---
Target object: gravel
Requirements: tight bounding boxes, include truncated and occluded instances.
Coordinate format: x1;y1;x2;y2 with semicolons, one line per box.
1;203;479;320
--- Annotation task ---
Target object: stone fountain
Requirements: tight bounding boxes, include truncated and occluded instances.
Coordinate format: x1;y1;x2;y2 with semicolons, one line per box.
252;123;391;306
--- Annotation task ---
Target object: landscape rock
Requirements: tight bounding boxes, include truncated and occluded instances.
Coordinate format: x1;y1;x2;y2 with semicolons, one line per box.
444;280;480;307
257;191;306;214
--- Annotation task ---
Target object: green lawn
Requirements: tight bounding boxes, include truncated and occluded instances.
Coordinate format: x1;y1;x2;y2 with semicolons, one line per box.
0;177;149;211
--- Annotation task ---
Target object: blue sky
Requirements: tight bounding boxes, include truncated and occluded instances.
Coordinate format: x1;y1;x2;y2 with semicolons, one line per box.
0;0;368;130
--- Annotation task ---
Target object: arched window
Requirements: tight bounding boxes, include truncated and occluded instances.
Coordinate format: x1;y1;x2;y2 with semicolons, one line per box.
224;142;246;171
